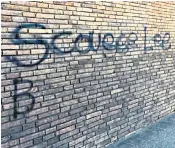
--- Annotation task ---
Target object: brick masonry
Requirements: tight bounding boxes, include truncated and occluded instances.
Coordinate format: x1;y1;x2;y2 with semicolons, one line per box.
1;1;175;148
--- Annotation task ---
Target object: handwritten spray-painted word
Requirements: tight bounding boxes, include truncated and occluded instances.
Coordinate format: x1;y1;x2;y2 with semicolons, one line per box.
5;23;171;118
6;23;171;68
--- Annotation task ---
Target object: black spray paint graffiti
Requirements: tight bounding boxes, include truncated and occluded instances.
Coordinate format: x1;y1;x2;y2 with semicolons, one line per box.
144;26;171;52
6;23;49;67
5;23;171;118
13;78;35;118
6;23;171;68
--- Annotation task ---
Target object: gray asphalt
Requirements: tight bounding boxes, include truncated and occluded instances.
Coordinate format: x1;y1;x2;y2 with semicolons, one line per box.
107;113;175;148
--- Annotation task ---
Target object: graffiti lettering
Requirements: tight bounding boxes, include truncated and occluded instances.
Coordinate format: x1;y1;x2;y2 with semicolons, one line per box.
153;33;171;50
52;31;73;54
144;26;171;52
13;78;35;118
3;23;173;118
5;23;171;67
6;23;49;67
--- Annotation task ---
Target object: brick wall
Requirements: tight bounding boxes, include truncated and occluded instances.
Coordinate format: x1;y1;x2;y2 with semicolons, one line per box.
1;1;175;148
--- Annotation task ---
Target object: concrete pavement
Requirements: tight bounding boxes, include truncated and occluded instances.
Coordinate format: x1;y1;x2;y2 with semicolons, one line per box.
107;113;175;148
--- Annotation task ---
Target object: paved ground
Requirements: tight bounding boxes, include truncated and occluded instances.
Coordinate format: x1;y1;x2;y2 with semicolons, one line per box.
107;113;175;148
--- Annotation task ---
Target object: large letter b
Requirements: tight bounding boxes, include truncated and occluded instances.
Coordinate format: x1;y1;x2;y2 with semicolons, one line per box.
13;78;35;118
